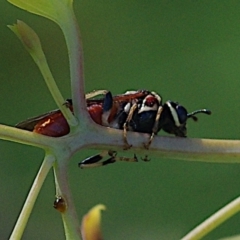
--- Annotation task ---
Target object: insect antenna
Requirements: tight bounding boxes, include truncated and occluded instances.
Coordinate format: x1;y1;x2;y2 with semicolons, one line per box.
187;109;211;121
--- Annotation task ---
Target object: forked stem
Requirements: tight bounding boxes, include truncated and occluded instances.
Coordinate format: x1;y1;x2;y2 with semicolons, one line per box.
5;1;240;240
8;20;77;128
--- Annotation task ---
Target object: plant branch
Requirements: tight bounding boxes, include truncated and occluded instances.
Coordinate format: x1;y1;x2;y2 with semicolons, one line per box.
5;1;240;240
2;121;240;165
60;124;240;164
0;124;56;150
8;20;77;127
53;153;81;240
58;6;88;125
9;154;55;240
181;196;240;240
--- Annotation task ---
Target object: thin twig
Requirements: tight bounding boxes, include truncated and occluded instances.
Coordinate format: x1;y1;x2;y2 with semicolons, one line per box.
59;7;88;124
10;155;55;240
0;124;55;150
181;196;240;240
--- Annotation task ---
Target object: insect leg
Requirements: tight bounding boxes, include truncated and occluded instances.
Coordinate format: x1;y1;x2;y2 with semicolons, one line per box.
79;150;138;168
144;106;163;149
78;150;115;169
85;90;108;99
101;91;114;126
123;103;138;150
108;150;138;163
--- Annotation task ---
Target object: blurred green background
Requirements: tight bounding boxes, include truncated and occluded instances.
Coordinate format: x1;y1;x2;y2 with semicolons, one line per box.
1;1;240;239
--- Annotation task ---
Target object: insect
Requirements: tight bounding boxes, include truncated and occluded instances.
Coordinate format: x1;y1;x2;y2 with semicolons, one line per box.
15;90;108;137
15;89;211;168
78;150;138;168
79;90;211;167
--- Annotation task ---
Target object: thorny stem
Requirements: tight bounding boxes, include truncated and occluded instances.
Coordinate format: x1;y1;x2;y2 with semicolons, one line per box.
181;196;240;240
9;154;55;240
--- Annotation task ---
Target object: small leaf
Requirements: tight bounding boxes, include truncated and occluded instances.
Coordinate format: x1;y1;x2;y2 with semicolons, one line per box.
8;0;73;24
8;20;77;126
81;204;106;240
8;20;42;55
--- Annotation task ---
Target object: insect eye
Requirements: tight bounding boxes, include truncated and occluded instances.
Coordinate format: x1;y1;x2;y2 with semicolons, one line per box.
144;96;158;107
176;105;188;124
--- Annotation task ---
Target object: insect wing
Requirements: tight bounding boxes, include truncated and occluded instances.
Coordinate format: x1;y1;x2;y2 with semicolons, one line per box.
86;90;150;106
112;90;151;103
15;90;156;136
15;109;61;131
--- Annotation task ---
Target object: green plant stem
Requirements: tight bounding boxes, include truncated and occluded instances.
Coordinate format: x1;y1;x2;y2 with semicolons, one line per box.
31;45;78;127
5;2;240;240
2;121;240;165
67;124;240;163
8;20;77;128
59;6;89;124
181;196;240;240
53;154;81;240
0;124;54;149
9;154;55;240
